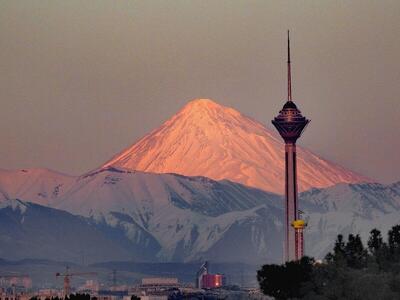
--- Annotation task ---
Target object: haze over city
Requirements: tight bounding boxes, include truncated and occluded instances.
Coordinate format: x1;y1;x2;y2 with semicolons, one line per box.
0;1;399;183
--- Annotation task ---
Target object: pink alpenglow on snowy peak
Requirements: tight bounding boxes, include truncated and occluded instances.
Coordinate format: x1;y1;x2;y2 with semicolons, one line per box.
102;99;370;194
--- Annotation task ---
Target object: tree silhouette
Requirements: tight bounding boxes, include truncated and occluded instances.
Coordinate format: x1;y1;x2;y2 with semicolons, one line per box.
388;225;400;258
368;229;384;254
257;256;314;299
258;224;400;299
344;234;367;268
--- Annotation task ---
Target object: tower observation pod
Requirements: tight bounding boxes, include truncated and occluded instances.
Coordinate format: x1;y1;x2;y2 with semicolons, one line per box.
272;31;310;262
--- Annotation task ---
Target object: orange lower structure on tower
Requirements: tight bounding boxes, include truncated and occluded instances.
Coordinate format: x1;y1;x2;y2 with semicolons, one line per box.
292;219;307;260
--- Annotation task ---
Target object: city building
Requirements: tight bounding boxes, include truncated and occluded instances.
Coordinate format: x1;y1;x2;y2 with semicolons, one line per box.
141;277;179;287
201;274;224;289
195;261;209;288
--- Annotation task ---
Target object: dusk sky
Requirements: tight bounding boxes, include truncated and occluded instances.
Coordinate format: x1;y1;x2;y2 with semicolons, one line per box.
0;1;399;183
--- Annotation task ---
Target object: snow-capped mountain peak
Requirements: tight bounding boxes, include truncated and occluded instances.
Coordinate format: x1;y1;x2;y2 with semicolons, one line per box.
102;98;369;194
178;98;243;122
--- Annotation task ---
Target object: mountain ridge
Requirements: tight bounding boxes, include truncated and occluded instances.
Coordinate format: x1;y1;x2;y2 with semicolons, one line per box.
0;167;398;263
101;98;370;194
0;198;159;263
0;167;284;263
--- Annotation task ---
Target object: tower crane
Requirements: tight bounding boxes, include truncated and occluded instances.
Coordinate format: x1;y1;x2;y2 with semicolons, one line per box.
110;270;117;290
56;267;96;296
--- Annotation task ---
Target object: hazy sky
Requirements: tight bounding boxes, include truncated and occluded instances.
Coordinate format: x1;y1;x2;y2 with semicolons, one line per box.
0;1;399;183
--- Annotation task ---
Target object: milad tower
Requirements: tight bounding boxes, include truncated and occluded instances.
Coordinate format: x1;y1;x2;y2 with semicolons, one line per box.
272;31;310;262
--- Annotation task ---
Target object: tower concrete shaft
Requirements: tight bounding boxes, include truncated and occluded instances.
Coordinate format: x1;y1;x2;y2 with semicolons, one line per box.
285;143;298;261
294;228;304;259
272;31;310;262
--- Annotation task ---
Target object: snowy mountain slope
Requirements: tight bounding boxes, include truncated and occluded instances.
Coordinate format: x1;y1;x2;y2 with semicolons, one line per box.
196;205;284;263
56;167;280;218
0;168;75;206
54;167;283;263
300;182;400;259
102;99;370;194
51;168;400;263
0;165;398;263
0;167;284;263
0;199;160;263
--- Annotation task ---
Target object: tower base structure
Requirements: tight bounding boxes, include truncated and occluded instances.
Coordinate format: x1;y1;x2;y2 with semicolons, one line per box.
292;219;307;260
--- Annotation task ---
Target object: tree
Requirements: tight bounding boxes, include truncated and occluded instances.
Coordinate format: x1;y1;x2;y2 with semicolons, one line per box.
257;256;314;299
258;225;400;299
368;229;384;254
68;294;90;300
388;225;400;257
367;228;391;270
334;234;346;257
326;234;346;265
344;234;367;268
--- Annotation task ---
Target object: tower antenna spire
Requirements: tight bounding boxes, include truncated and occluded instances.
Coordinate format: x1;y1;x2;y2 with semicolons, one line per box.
287;30;292;102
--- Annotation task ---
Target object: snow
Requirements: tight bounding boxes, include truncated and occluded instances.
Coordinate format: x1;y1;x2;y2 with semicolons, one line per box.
0;165;398;263
0;198;28;214
101;98;370;194
0;168;75;206
52;167;282;261
0;166;283;263
300;182;400;259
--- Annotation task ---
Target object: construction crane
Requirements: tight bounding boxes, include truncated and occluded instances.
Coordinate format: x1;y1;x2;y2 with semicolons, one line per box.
56;267;96;296
111;270;117;290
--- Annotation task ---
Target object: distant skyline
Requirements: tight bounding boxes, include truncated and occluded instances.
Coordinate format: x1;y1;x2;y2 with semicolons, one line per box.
0;1;399;183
